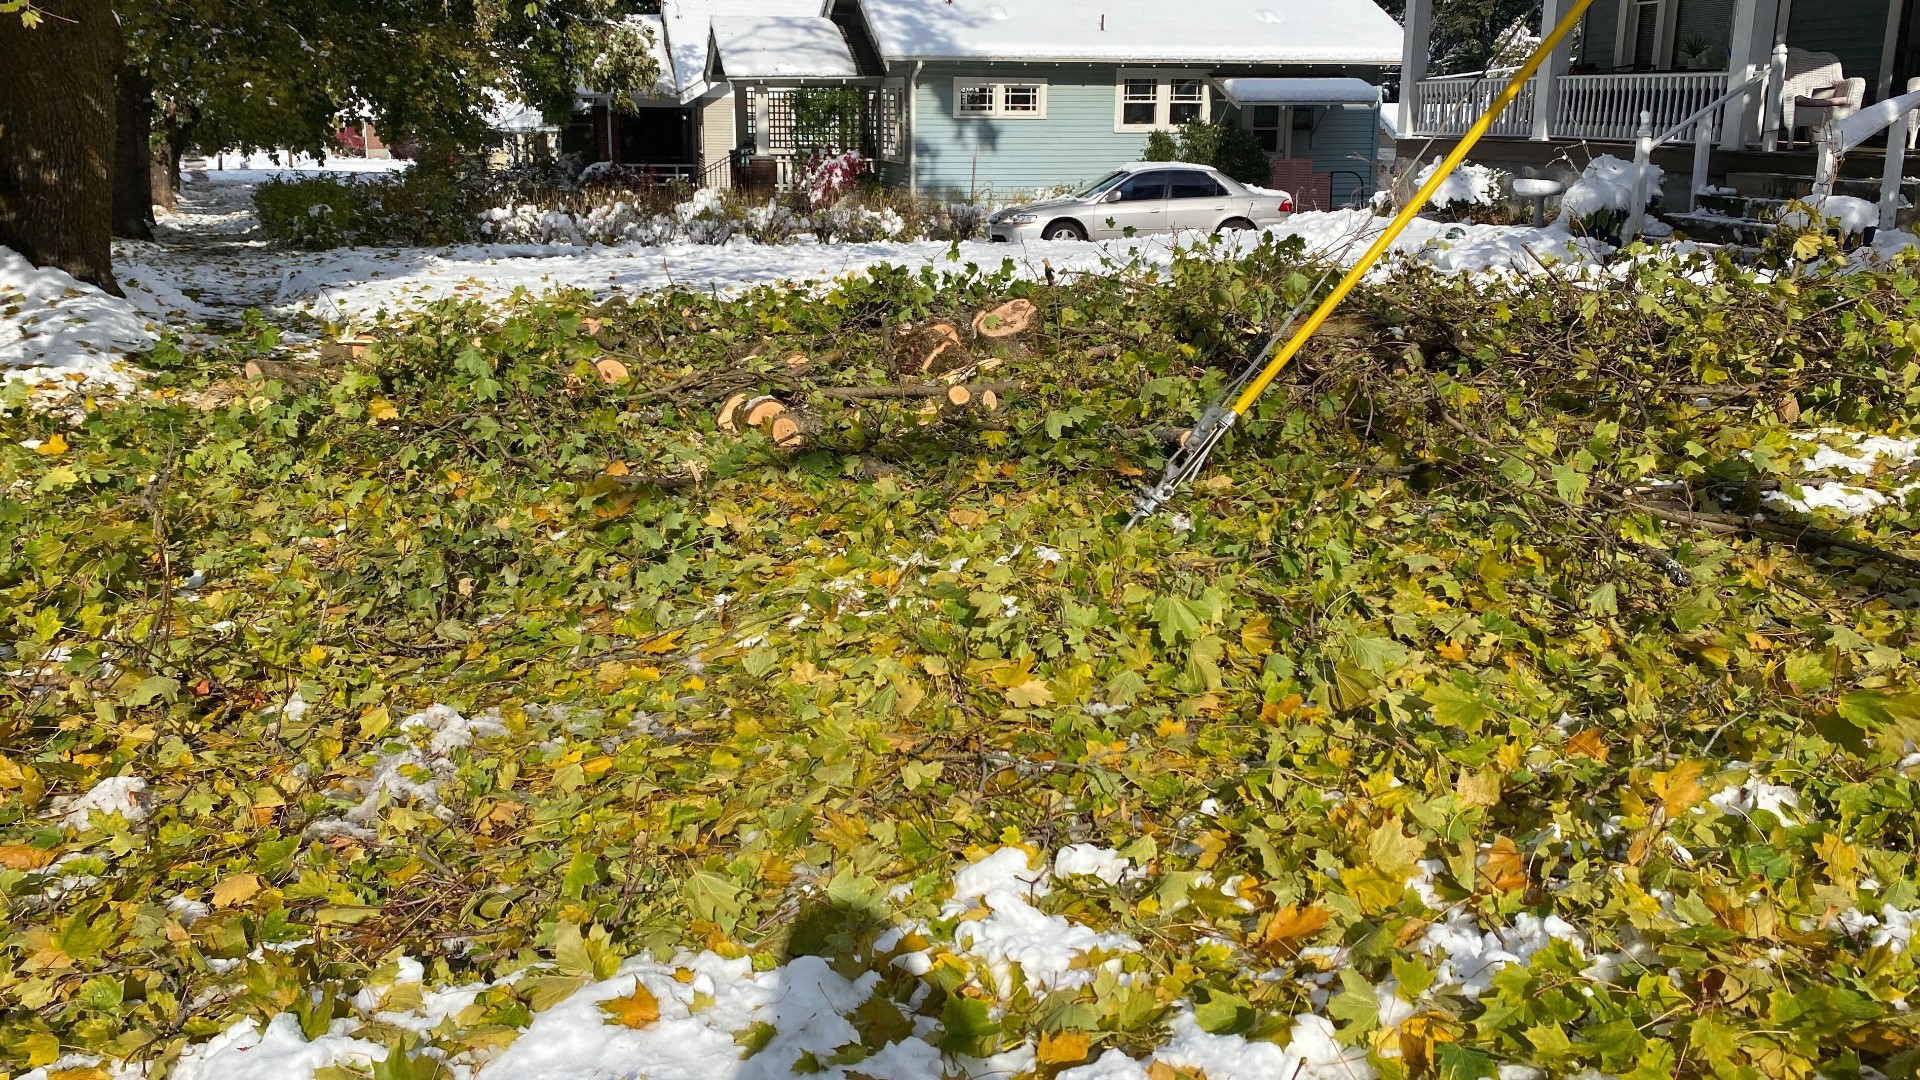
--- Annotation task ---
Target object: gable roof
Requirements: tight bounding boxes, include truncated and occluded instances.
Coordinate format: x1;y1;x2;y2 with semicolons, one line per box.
854;0;1402;66
707;17;862;81
661;0;825;100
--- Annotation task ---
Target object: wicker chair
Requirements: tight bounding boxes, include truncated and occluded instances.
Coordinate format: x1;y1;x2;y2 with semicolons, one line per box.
1781;48;1864;146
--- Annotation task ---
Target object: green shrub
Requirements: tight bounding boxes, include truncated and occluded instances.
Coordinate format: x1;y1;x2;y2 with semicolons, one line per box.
1142;130;1179;162
254;161;483;249
1209;124;1272;186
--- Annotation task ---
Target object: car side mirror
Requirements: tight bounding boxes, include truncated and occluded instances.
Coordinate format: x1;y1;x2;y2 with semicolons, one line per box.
1104;189;1123;203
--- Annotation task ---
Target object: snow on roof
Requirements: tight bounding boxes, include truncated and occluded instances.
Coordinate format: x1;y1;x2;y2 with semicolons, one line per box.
1219;78;1381;105
663;0;825;100
708;17;861;80
856;0;1403;65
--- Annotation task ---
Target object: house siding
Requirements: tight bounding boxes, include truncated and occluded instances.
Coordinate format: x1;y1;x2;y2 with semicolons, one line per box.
910;62;1162;199
1786;0;1890;94
1304;105;1379;207
907;62;1379;204
701;91;737;189
1579;0;1622;70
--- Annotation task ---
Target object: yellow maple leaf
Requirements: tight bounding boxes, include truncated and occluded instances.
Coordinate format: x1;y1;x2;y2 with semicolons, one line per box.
1652;760;1707;817
1037;1030;1093;1065
1005;677;1054;708
600;982;661;1028
1255;904;1332;960
1435;640;1467;663
1566;729;1608;761
0;843;58;871
1480;836;1528;893
639;629;684;655
36;433;68;455
212;873;262;909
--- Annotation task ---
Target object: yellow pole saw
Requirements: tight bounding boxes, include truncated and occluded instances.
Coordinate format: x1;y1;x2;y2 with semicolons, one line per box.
1127;0;1596;530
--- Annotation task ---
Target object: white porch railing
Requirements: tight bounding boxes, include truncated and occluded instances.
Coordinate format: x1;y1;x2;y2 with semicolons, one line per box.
1555;72;1731;141
1409;70;1732;142
1410;75;1537;139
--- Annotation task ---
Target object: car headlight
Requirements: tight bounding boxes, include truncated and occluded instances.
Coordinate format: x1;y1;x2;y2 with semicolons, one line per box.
1001;213;1038;225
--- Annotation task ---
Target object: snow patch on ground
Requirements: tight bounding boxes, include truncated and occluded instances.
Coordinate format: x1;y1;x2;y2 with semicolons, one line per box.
304;704;505;841
1;246;154;398
51;775;150;829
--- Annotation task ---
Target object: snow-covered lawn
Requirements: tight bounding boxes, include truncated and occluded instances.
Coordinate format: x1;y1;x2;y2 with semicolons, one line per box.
5;168;1619;400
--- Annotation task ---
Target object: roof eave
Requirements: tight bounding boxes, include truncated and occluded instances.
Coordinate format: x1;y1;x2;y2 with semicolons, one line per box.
875;52;1399;66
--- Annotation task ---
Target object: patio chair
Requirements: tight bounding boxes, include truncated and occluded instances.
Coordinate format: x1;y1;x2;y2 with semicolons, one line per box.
1781;48;1864;146
1908;77;1920;150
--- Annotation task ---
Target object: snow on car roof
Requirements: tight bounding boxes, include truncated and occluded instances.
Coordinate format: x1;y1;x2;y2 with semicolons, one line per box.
708;16;862;80
857;0;1402;66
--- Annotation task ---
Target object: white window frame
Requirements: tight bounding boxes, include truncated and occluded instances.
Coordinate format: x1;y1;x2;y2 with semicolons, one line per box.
1244;103;1292;158
1114;69;1212;133
951;78;1050;120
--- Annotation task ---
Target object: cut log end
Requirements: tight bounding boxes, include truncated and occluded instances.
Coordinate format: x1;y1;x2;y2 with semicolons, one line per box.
769;415;805;448
980;389;1000;411
593;357;630;385
946;385;973;408
973;299;1038;340
717;391;749;432
743;396;787;428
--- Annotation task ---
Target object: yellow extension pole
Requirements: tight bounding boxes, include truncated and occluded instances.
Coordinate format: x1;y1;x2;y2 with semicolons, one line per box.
1226;0;1595;417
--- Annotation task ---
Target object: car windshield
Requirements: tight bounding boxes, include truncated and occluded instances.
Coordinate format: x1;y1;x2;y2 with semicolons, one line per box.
1072;171;1128;198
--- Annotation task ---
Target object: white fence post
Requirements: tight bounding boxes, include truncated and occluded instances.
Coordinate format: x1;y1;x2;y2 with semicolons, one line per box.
1763;43;1787;151
1811;121;1837;199
1625;112;1655;240
1689;113;1714;213
1883;112;1909;233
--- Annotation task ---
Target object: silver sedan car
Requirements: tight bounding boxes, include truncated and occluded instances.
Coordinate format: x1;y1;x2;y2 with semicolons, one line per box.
987;162;1294;243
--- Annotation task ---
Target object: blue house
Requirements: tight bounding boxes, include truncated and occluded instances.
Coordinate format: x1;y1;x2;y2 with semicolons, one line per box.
696;0;1404;207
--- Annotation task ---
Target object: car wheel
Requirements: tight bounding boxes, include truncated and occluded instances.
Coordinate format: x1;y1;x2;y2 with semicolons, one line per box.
1042;220;1087;241
1216;218;1257;233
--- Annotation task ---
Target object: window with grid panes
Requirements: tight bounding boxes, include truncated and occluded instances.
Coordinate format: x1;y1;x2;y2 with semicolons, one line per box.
1169;79;1207;124
1122;79;1159;126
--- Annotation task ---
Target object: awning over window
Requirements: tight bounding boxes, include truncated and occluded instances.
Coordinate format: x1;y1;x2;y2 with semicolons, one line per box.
1217;78;1381;105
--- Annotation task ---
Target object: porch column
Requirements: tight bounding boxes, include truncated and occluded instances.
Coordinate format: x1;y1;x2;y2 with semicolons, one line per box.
1722;0;1782;149
1532;0;1573;140
1398;0;1434;138
753;85;772;156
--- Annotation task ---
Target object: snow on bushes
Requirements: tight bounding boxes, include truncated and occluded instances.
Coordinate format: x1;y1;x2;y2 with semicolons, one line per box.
1556;154;1661;235
1778;194;1879;237
1414;156;1504;209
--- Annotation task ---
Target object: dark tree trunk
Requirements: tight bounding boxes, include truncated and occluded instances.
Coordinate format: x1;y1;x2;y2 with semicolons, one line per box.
150;142;176;215
114;66;155;240
0;0;123;295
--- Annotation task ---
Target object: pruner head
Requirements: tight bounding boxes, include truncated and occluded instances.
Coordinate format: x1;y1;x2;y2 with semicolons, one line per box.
1121;406;1238;532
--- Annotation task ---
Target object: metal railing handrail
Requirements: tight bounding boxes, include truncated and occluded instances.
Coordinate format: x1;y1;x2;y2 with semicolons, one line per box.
1623;49;1786;237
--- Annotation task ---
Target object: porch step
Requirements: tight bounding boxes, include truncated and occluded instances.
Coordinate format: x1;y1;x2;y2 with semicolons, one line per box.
1722;171;1918;205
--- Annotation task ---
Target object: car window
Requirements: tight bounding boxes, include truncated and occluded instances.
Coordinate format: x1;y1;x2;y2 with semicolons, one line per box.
1168;171;1226;199
1116;171;1169;202
1074;170;1128;198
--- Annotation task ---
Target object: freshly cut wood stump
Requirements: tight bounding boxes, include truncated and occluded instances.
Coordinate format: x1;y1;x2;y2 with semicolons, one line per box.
972;299;1037;339
742;396;787;428
979;389;1001;412
769;412;821;449
717;391;749;432
593;357;630;384
919;323;964;372
945;385;973;409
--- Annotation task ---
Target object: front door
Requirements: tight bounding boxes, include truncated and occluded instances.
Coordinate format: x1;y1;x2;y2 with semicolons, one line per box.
1095;170;1169;238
